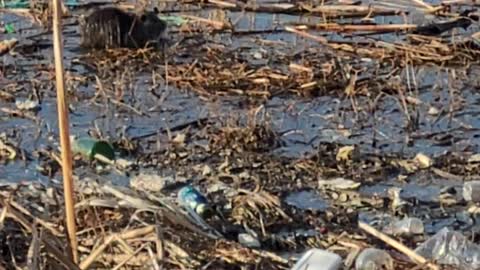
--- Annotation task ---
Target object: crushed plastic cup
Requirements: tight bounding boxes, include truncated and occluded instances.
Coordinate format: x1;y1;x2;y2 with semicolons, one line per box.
415;227;480;270
355;248;393;270
290;248;342;270
383;217;424;236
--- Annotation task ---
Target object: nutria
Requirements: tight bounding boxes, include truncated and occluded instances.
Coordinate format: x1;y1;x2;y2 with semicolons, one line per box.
79;7;167;49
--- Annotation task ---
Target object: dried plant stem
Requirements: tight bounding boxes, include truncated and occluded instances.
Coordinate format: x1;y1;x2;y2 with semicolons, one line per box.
79;235;116;269
358;222;439;270
312;23;417;32
284;26;328;44
112;243;149;270
51;0;78;263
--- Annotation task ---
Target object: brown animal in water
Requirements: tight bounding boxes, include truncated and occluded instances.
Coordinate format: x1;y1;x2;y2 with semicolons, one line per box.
79;7;167;49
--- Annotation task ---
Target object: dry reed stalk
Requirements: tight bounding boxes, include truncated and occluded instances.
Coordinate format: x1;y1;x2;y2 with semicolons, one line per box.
42;234;81;270
79;234;116;269
100;184;160;210
155;224;164;262
312;23;417;32
284;26;328;44
120;225;156;239
51;0;77;262
0;195;79;268
371;1;425;11
359;221;439;270
0;39;18;55
9;200;63;236
441;0;473;3
147;245;161;270
111;243;149;270
409;0;435;11
27;226;41;269
300;4;399;15
208;0;237;8
0;107;38;121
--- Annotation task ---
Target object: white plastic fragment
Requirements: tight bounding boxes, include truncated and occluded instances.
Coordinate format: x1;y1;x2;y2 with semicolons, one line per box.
15;98;40;111
238;233;261;249
290;248;342;270
463;181;480;202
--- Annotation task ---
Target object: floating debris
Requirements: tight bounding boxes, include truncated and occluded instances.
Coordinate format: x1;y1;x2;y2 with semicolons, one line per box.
355;248;394;270
238;233;261;249
383;217;424;236
15;98;40;111
415;227;480;270
177;185;209;216
318;177;361;190
463;181;480;203
290;248;342;270
71;136;115;161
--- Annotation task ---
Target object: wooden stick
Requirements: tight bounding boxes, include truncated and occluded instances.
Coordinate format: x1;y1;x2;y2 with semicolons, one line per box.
51;0;78;263
358;222;439;270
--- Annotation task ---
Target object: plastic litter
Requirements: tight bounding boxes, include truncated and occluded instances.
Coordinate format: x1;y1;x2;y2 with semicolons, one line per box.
5;23;15;33
463;181;480;202
355;248;393;270
383;217;424;236
178;185;209;215
71;137;115;161
290;248;342;270
238;233;261;248
415;227;480;270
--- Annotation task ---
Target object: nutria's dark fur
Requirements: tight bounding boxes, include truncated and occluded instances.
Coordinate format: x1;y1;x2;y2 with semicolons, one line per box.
80;7;167;49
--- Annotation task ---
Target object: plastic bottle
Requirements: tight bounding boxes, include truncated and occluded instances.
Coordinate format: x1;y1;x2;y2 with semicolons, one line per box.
415;227;480;270
383;217;424;236
290;248;342;270
355;248;394;270
177;185;208;215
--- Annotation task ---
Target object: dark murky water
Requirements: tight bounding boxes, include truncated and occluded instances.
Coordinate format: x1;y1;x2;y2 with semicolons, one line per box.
284;190;329;211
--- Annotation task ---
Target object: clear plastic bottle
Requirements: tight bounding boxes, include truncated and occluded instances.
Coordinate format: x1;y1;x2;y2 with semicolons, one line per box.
383;217;424;236
355;248;394;270
415;227;480;270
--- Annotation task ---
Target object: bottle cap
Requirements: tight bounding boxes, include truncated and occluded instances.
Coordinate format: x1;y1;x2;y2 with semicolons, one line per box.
196;203;207;215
